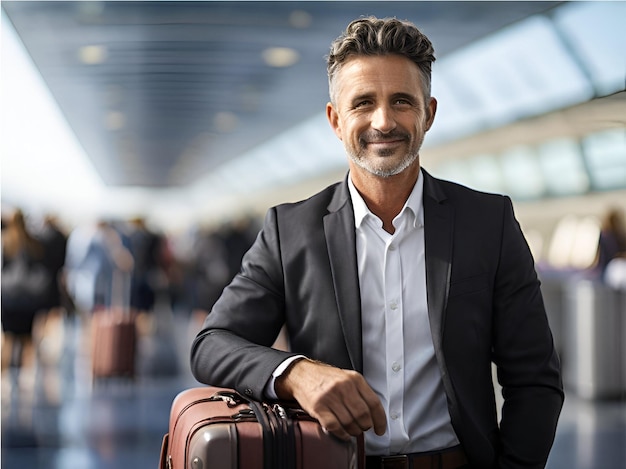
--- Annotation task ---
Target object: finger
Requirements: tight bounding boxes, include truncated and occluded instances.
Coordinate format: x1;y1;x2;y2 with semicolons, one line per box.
333;401;370;437
359;388;387;436
347;372;386;436
344;394;376;433
315;408;353;441
314;395;366;439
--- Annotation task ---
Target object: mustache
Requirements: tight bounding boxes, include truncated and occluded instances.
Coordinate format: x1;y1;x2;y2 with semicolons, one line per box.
360;130;409;142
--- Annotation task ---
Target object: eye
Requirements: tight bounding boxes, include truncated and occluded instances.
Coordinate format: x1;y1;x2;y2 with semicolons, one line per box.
354;100;372;108
394;98;412;106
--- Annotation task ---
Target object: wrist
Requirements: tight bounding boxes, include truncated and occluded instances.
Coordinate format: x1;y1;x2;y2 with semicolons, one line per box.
275;356;308;400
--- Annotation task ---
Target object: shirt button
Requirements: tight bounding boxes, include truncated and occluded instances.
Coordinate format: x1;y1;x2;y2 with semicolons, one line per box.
388;245;396;251
391;362;401;372
390;301;398;310
390;412;399;420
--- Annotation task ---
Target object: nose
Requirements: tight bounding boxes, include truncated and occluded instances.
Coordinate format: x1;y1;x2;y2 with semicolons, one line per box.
371;105;396;134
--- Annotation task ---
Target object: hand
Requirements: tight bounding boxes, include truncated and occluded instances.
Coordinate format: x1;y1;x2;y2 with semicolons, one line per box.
275;358;387;440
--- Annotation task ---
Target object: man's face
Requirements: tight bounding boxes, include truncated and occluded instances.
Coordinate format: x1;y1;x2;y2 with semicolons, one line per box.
326;54;437;178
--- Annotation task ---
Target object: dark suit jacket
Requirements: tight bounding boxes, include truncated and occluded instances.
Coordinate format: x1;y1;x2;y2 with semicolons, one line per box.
191;170;564;469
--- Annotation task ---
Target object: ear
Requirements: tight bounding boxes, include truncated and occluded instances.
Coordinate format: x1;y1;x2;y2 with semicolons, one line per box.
326;102;343;140
425;97;437;131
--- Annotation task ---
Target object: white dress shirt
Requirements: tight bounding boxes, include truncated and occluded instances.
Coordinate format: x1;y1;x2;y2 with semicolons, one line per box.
348;171;459;455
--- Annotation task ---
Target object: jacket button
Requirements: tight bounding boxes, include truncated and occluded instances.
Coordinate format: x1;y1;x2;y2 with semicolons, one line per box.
244;388;253;396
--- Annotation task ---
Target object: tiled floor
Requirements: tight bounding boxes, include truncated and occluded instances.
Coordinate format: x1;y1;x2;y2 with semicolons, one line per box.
2;310;625;469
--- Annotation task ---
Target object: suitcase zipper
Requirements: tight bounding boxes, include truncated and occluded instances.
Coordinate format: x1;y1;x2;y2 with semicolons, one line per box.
274;404;296;469
267;404;286;469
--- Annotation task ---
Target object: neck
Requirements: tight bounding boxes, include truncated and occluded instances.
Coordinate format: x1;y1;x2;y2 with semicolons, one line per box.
351;165;420;234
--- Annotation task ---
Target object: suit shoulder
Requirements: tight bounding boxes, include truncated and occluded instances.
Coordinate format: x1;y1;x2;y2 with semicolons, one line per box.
431;174;508;206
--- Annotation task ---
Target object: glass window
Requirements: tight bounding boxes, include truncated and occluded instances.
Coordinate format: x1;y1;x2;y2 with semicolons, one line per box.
538;138;589;196
500;145;546;200
469;154;505;194
554;2;626;96
429;13;594;147
583;129;626;191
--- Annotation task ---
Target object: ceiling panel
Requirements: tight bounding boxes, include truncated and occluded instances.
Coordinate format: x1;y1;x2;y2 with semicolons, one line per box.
2;1;564;188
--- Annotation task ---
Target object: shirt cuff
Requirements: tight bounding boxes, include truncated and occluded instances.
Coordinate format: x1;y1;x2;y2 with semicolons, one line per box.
264;355;306;400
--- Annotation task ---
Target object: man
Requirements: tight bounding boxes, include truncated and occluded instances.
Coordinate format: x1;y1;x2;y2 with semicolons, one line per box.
191;17;563;469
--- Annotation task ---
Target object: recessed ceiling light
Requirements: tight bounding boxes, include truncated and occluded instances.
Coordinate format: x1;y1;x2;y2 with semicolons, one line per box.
262;47;299;68
214;112;238;133
78;45;108;65
289;10;312;29
105;111;125;131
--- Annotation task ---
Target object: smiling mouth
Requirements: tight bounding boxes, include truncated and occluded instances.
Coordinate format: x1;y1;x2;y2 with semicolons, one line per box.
361;131;408;150
368;139;403;145
365;139;405;149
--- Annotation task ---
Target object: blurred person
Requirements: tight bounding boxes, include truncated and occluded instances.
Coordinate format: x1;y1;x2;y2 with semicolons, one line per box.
596;207;626;280
220;216;260;281
1;209;52;372
190;218;259;315
36;214;69;312
31;214;70;367
125;217;164;335
126;217;161;311
62;219;135;369
191;17;563;469
156;230;188;314
64;219;134;316
191;226;230;315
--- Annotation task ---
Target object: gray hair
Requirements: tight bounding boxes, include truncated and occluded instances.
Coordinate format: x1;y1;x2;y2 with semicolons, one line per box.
326;16;435;104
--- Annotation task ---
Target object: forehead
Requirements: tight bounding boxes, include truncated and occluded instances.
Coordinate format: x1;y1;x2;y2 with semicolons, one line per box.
334;54;424;97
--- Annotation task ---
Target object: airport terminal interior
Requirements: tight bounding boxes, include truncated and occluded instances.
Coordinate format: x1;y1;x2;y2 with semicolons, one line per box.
2;2;625;468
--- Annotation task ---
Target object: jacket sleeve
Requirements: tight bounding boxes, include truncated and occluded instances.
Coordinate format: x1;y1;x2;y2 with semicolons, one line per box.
190;207;300;401
492;197;564;468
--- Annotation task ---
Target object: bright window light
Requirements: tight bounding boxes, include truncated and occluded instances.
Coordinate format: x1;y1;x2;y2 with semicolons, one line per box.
538;139;589;196
1;16;106;218
428;14;593;145
583;129;626;191
469;154;505;194
554;1;626;97
500;146;546;200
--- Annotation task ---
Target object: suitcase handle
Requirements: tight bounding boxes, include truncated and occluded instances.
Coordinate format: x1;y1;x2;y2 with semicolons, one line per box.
209;389;249;408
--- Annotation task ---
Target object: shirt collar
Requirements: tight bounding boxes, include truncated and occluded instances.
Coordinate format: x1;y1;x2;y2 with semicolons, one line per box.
348;169;424;230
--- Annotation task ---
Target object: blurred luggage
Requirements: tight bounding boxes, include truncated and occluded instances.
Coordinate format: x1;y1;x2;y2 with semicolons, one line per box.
159;386;362;469
91;308;136;379
91;270;137;380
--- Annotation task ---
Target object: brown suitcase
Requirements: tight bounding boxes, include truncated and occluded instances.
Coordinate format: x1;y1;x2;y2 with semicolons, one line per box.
91;269;136;380
91;307;137;379
159;386;363;469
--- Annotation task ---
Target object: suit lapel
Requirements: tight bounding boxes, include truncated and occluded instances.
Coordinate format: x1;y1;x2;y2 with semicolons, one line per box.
324;179;363;373
422;171;462;421
422;171;453;357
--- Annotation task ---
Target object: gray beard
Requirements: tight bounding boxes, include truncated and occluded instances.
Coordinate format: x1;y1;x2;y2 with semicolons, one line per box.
346;145;420;178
